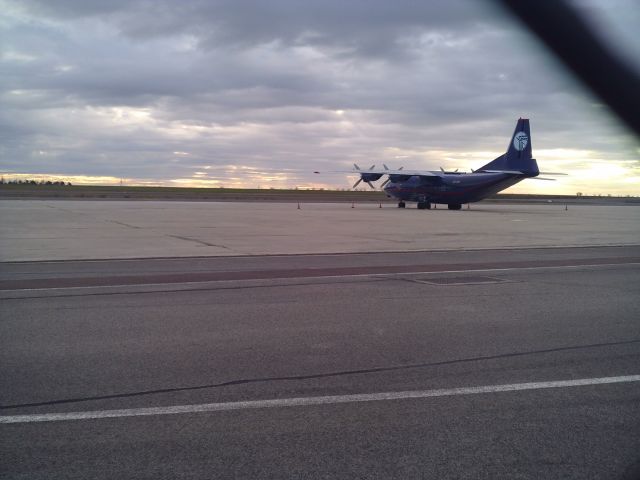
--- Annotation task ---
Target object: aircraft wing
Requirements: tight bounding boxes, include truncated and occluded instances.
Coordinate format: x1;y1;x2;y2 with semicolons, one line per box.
372;168;439;177
313;168;438;177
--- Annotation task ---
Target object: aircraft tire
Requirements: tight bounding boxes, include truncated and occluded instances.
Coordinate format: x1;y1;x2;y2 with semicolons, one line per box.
417;202;427;210
447;204;462;210
398;201;406;208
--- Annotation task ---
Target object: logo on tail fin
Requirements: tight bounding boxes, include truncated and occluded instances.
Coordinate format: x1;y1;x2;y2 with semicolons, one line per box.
513;131;528;151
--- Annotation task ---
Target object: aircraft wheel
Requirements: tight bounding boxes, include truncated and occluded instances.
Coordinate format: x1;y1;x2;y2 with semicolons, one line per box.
417;202;427;210
398;201;406;208
447;204;462;210
426;202;431;210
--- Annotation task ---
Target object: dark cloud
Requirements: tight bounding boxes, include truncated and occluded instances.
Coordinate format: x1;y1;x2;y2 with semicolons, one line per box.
1;0;638;192
20;0;490;49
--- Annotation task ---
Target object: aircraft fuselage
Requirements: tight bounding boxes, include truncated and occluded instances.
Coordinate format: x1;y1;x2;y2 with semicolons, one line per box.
383;172;534;205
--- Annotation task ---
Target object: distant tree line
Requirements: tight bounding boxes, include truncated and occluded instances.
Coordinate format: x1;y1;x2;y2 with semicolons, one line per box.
0;178;72;186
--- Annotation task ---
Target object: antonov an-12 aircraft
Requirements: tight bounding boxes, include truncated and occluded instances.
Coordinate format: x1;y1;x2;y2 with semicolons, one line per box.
317;118;564;209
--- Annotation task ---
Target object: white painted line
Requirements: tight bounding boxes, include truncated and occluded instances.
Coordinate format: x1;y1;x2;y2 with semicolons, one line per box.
2;375;638;424
4;262;640;293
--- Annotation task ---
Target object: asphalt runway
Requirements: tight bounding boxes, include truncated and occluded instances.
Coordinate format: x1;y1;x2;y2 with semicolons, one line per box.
2;246;640;479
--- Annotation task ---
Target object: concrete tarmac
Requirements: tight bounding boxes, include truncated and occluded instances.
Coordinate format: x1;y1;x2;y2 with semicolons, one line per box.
2;201;639;478
1;200;639;261
1;247;640;479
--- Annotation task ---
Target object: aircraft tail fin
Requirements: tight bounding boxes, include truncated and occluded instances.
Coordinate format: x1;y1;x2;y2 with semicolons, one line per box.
479;118;539;176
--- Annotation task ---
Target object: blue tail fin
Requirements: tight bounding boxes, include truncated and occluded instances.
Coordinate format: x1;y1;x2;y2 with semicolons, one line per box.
479;118;538;175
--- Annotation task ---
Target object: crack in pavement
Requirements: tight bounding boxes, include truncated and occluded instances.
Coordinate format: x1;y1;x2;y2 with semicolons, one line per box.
2;338;638;411
166;234;230;249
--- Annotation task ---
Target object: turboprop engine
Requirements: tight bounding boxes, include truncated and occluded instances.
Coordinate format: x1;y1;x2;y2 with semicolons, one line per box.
352;164;383;189
380;165;409;187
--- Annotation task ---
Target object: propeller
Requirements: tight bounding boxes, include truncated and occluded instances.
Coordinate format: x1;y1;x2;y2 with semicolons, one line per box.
352;164;362;188
380;165;403;187
353;163;375;170
352;178;376;189
352;164;381;189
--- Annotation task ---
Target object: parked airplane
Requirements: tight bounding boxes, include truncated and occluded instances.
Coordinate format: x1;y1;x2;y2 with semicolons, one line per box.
322;118;564;209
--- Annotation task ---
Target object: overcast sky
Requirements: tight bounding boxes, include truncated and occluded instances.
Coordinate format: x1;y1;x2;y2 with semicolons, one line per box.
1;0;638;194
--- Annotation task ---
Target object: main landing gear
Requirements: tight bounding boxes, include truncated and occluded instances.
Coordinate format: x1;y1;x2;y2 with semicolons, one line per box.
398;201;434;209
397;201;463;210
